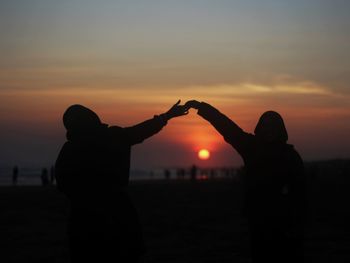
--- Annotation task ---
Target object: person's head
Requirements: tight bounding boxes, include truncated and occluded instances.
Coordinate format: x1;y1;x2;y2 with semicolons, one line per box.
63;104;102;132
254;111;288;143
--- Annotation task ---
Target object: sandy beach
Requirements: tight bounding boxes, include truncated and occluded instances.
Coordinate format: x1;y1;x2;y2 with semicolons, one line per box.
1;177;350;263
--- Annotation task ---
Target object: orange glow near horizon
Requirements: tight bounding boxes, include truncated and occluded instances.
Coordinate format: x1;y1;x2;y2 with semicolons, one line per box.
0;84;349;168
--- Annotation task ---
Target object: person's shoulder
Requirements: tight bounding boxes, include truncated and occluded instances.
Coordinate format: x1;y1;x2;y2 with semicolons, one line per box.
56;141;75;164
107;125;129;139
285;144;303;163
286;144;299;153
108;125;123;132
60;141;73;151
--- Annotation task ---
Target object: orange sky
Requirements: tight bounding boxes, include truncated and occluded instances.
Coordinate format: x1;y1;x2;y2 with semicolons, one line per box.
1;83;349;169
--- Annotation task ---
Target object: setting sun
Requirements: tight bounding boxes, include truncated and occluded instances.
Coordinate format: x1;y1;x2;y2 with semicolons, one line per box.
198;149;210;160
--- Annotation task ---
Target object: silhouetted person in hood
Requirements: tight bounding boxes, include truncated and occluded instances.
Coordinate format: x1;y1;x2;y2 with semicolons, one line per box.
185;100;305;263
55;101;188;263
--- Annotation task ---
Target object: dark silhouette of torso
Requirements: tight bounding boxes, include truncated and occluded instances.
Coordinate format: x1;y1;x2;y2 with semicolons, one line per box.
196;102;305;263
55;117;167;262
56;126;132;198
240;139;304;220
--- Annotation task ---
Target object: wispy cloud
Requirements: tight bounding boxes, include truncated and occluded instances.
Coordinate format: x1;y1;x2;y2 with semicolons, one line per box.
0;79;337;106
188;80;334;97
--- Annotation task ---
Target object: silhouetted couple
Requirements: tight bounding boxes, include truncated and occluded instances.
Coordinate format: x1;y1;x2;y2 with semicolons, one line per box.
55;100;305;263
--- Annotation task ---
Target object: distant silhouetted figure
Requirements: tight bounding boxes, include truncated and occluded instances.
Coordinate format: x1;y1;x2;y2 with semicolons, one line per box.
186;100;305;263
41;168;49;186
50;165;55;185
210;169;216;179
176;168;186;180
190;165;197;182
164;169;171;180
55;101;188;262
12;166;19;186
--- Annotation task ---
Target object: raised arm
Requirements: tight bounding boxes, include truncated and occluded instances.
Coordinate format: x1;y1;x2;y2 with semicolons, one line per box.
124;100;189;145
186;100;253;154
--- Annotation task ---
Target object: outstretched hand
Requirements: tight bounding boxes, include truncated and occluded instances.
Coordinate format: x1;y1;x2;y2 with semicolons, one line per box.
185;100;201;110
165;100;189;119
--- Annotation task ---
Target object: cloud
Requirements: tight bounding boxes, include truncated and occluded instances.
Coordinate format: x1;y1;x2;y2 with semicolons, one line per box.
0;78;337;107
188;77;334;95
242;81;333;95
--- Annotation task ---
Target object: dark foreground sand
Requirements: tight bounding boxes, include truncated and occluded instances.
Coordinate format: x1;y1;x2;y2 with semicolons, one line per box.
1;178;350;263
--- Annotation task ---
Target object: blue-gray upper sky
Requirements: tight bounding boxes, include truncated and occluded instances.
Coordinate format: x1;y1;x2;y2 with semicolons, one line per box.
1;0;349;89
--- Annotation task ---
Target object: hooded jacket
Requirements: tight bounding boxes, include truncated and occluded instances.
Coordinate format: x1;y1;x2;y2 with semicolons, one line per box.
196;102;305;226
